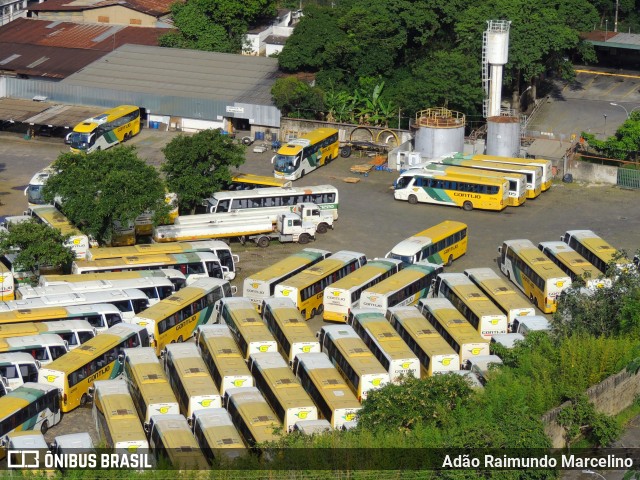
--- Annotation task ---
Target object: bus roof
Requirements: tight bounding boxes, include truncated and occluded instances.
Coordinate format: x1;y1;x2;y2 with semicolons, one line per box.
4;288;147;309
294;353;362;408
2;382;57;404
539;241;603;274
231;173;292;188
564;230;622;260
444;155;543;175
389;222;466;256
73;106;138;134
224;387;280;430
0;352;39;364
386;306;458;355
86;240;231;261
326;258;403;291
362;262;441;295
400;168;507;186
503;239;572;280
0;333;64;349
40;270;185;285
28;205;84;237
246;249;331;283
422;163;526;183
277;129;338;155
210;184;337;200
73;251;213;269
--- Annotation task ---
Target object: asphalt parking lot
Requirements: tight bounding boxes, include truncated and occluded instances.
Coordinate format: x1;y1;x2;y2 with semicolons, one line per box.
2;128;640;450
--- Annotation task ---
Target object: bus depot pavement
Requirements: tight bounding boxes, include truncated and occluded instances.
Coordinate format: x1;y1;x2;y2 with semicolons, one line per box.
1;124;640;470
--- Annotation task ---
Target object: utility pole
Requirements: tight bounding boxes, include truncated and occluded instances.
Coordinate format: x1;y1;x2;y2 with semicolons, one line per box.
614;0;619;32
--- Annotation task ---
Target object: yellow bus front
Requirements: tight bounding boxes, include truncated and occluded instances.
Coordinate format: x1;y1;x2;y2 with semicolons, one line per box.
322;288;351;322
429;354;460;376
0;266;15;301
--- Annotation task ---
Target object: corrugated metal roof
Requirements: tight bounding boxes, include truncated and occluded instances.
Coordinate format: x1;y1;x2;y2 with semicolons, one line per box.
63;44;281;105
525;139;573;160
0;18;169;50
28;0;177;16
581;31;640;51
0;44;106;78
0;97;53;122
0;98;105;127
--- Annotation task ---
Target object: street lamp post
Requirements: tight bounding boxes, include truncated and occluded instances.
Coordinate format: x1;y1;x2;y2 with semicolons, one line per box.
610;102;629;118
582;469;606;480
603;114;607;136
605;19;608;40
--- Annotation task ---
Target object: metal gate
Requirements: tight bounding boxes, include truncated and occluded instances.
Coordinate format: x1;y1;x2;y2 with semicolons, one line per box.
617;168;640;189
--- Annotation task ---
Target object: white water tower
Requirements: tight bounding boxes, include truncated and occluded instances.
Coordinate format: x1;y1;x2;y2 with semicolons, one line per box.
483;20;511;118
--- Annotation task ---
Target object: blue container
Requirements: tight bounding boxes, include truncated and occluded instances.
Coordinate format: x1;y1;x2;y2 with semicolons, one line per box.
255;131;265;141
150;121;158;129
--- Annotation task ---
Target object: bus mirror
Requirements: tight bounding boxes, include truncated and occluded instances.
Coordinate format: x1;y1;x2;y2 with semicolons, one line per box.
63;340;69;349
88;386;95;396
117;354;124;364
159;349;165;359
559;235;563;241
1;377;7;388
232;255;240;263
35;360;41;369
231;286;238;295
497;246;502;254
270;156;275;164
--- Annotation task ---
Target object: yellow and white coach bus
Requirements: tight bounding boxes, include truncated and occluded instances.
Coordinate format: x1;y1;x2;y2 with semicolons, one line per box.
417;298;490;367
25;205;90;259
463;268;535;328
498;239;572;314
147;414;209;469
243;248;331;312
0;334;68;365
0;320;95;350
317;325;390;401
0;383;61;443
538;241;611;291
68;105;141;154
122;347;180;427
261;297;320;364
385;306;459;377
292;352;361;429
275;251;367;320
431;273;508;338
472;154;553;191
248;352;318;432
195;325;254;396
38;323;149;412
560;230;634;274
272;128;340;181
386;221;468;266
322;258;404;322
347;309;420;383
0;353;40;391
224;387;282;447
359;261;443;313
162;343;221;419
191;408;247;464
91;379;149;451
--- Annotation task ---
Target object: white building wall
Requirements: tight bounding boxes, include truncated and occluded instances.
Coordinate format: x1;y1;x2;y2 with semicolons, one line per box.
1;0;27;26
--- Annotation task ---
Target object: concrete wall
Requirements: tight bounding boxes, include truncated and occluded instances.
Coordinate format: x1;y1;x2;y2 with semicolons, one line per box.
280;118;410;145
33;6;158;26
542;369;640;448
566;158;618;184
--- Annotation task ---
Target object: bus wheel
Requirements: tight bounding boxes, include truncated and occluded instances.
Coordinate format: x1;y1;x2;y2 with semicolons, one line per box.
298;233;311;245
124;133;130;141
529;294;535;305
446;255;453;267
40;420;49;435
177;336;183;343
317;304;324;315
310;308;317;318
340;146;352;158
316;223;328;234
463;201;473;211
80;394;88;407
257;236;270;248
301;170;306;178
408;195;418;205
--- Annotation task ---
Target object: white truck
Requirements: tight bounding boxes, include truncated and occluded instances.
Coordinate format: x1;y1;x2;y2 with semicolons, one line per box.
153;212;316;247
292;202;334;234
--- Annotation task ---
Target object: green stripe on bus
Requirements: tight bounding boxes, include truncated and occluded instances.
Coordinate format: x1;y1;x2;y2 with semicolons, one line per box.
104;131;119;144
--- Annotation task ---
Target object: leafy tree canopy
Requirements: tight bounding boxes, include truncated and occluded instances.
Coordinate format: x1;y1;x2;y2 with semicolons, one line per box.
161;129;245;213
271;77;325;119
0;220;75;272
581;111;640;160
43;147;169;246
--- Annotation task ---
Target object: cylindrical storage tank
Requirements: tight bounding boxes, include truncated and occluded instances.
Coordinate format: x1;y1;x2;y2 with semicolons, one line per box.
413;108;465;159
486;20;510;65
486;116;520;157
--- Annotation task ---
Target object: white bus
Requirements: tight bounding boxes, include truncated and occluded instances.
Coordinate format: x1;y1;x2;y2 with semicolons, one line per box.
0;334;68;365
40;269;188;292
0;289;150;320
347;308;420;383
0;353;40;391
243;248;331;312
202;185;339;219
322;258;404;323
17;277;175;306
0;319;96;350
0;304;123;333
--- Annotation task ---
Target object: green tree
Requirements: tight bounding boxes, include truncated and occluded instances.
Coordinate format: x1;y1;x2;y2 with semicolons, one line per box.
0;220;74;273
271;77;325;119
160;0;276;53
581;111;640;160
162;129;245;214
43;147;169;246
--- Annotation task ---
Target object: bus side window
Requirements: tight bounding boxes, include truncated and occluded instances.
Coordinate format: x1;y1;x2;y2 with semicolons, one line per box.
216;200;230;213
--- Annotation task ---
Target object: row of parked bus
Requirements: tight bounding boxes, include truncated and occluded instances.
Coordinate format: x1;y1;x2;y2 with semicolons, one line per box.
393;153;554;212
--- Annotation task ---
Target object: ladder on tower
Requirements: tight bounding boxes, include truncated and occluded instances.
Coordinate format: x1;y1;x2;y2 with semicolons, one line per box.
481;30;490;118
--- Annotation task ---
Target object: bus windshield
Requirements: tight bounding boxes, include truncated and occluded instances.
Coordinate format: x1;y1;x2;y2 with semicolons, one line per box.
274;154;298;173
395;176;411;189
25;185;45;205
68;132;94;150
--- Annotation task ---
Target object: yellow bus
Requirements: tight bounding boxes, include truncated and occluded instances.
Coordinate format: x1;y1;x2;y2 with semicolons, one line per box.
440;154;543;199
272;128;340;181
68;105;141;154
358;261;443;313
72;252;226;285
195;325;253;396
191;408;247;464
386;221;468;266
0;304;123;332
248;352;318;432
243;248;331;312
0;320;95;350
323;258;404;322
147;414;209;470
25;206;89;259
91;379;149;451
472;154;553;191
347;309;420;383
131;277;233;355
431;273;509;338
422;163;527;207
498;239;572;314
227;173;292;190
317;325;389;401
417;298;490;367
274;250;367;320
84;240;238;282
40;269;188;292
122;347;179;426
292;352;361;429
213;297;278;360
560;230;634;274
463;268;535;328
37;323;150;412
538;241;611;291
393;169;509;212
0;383;61;445
224;387;282;447
162;343;221;419
385;306;459;377
261;297;320;364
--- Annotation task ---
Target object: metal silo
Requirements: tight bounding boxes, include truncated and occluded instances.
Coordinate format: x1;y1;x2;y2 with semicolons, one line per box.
486;115;520;157
413;108;465;159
